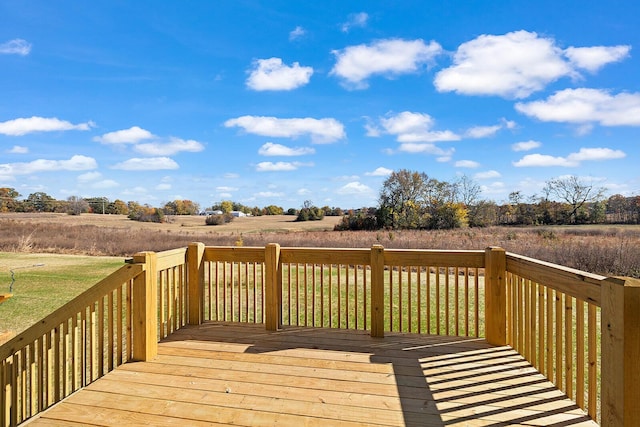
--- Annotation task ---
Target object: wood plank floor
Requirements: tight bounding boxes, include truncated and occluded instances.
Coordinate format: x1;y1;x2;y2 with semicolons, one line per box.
25;322;597;426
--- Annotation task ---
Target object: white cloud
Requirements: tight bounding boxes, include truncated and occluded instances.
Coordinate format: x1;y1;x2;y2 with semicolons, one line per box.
0;155;97;177
77;171;102;182
0;116;94;136
258;142;315;156
155;183;171;190
93;126;154;144
435;31;575;98
564;45;631;73
378;111;460;143
7;145;28;154
569;147;626;161
515;88;640;126
512;140;542;151
255;161;313;172
397;142;455;157
246;57;313;91
464;125;502;139
92;179;119;189
363;119;381;137
513;147;625;167
135;137;205;156
455;160;480;168
474;170;502;180
0;39;31;55
480;181;507;196
216;186;238;192
336;181;373;195
225;115;345;143
289;26;305;41
112;157;179;170
365;167;393;176
340;12;369;32
331;38;442;89
464;118;516;138
513;154;574;167
334;175;359;181
502;118;518;129
255;191;285;198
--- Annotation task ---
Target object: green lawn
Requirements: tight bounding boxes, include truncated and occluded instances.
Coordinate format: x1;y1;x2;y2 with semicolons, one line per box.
0;252;124;340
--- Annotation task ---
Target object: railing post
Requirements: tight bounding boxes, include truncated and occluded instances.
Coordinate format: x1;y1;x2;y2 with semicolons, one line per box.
484;246;506;346
187;242;206;326
371;244;385;338
601;277;640;426
132;251;157;362
265;243;281;331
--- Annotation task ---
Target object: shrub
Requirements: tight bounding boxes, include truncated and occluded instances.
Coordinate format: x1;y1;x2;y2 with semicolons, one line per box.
129;207;165;223
205;213;234;225
334;210;379;231
296;206;325;221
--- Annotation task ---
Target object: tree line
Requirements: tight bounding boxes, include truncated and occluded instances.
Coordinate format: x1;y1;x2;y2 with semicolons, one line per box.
335;170;640;231
0;189;343;222
2;170;639;229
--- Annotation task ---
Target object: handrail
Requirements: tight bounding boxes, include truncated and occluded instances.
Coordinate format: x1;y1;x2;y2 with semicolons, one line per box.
0;247;190;427
0;263;144;361
506;252;623;306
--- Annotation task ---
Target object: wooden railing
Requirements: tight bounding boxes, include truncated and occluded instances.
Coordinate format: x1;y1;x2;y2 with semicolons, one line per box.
2;243;638;426
200;244;486;337
0;248;190;427
504;251;639;425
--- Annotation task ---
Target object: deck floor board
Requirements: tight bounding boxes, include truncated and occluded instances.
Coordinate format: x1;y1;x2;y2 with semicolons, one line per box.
24;322;598;426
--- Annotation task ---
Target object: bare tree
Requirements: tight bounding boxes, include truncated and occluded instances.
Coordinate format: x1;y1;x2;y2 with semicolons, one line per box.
543;176;606;224
455;175;481;207
67;196;89;215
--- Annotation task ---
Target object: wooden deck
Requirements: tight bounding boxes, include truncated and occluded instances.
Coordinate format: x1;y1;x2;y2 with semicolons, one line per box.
24;323;597;426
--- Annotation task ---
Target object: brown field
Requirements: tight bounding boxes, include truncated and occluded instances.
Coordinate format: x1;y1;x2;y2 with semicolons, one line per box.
0;212;342;234
1;212;639;277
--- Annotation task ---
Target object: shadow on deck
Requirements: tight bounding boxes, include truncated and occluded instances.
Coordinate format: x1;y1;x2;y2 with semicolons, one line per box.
25;322;596;426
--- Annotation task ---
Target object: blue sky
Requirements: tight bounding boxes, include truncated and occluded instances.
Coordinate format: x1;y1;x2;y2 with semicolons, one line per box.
1;1;639;210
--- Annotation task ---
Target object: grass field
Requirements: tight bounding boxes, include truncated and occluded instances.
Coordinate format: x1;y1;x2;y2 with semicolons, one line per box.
0;252;123;343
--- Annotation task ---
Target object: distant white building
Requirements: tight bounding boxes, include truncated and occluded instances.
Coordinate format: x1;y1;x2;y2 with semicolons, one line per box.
230;211;247;217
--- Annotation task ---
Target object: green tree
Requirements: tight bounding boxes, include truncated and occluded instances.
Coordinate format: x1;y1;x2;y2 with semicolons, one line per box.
429;202;468;229
469;200;499;227
109;199;129;215
220;200;233;214
606;194;630;223
378;169;429;228
85;197;109;214
589;200;606;224
264;205;284;215
0;187;21;212
296;200;325;221
25;192;56;212
127;201;143;218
